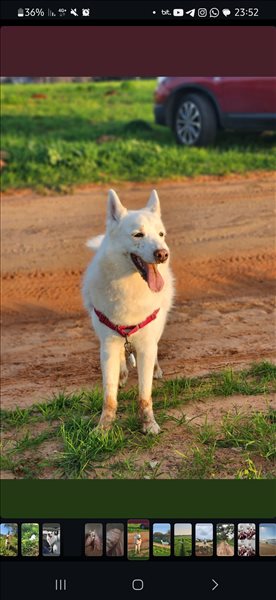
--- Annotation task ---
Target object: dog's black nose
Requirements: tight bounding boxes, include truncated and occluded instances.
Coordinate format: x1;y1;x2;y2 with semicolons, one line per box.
154;249;169;263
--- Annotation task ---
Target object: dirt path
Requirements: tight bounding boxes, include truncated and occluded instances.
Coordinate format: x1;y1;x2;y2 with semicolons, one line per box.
2;174;275;409
217;541;234;556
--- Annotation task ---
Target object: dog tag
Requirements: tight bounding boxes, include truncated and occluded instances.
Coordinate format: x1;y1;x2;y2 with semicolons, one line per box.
127;352;136;368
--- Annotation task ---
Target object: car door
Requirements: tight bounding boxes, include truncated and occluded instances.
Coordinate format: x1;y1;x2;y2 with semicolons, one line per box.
216;77;276;114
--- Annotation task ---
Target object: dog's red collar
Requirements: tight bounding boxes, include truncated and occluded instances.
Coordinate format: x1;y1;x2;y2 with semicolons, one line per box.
92;306;160;338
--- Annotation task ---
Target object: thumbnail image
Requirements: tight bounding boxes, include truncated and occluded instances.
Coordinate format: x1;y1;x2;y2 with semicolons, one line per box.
237;523;256;557
42;523;61;556
195;524;213;557
106;523;124;557
174;523;192;557
216;524;234;557
85;523;103;557
0;523;18;557
21;523;39;557
259;523;276;557
153;523;171;557
128;520;149;560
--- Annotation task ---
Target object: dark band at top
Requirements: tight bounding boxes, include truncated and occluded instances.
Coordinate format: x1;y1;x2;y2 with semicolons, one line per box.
1;26;275;76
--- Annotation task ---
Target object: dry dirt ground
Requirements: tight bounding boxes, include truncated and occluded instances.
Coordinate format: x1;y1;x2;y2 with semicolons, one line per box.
2;173;275;412
195;542;213;556
259;543;276;556
217;541;234;556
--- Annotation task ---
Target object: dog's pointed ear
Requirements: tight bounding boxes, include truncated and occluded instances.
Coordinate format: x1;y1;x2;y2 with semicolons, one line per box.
147;190;161;215
107;189;127;224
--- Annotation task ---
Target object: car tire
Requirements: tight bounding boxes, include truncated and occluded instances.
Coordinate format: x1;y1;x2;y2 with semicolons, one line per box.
173;93;217;146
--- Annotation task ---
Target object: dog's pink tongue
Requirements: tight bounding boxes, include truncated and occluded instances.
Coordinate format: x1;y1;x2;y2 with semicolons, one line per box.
146;264;164;292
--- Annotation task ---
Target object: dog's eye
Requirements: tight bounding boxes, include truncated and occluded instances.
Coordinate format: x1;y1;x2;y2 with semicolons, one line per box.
133;232;144;238
159;232;164;237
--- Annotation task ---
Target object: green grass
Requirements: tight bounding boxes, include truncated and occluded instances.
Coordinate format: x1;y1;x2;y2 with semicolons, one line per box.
128;524;149;532
178;407;275;479
127;549;149;560
1;81;276;192
21;523;39;557
1;361;275;479
0;535;18;557
177;443;218;479
220;410;275;459
174;535;192;557
59;419;125;478
0;389;103;429
9;429;58;454
153;544;171;556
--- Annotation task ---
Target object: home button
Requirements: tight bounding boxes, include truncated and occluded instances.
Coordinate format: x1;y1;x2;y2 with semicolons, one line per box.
132;579;144;591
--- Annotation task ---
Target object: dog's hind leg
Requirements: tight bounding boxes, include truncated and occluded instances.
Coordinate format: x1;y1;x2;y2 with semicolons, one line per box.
98;337;121;430
136;344;161;435
119;347;128;388
153;356;163;379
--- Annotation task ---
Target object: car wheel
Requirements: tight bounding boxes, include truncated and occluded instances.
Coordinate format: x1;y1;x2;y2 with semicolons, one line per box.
173;93;217;146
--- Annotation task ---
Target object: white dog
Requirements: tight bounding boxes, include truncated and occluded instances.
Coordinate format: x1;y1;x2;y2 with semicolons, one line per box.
134;533;142;554
82;189;174;434
46;530;60;555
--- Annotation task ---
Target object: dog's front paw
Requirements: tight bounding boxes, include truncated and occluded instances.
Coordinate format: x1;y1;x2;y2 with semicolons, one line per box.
94;423;111;433
142;419;161;435
96;414;115;431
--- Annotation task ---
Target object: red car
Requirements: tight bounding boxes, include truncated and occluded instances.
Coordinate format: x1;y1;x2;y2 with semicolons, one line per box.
154;77;276;146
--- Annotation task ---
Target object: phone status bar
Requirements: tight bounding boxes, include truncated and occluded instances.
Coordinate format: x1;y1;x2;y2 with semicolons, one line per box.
1;1;275;22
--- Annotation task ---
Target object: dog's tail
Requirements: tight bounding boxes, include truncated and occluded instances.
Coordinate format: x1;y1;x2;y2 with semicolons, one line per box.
86;234;105;251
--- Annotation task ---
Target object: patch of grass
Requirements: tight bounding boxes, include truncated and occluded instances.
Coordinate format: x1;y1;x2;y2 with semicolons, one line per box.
176;443;217;479
0;535;18;557
174;536;192;557
153;544;171;556
180;405;276;479
197;419;217;445
109;458;137;479
158;363;275;408
58;419;125;478
0;406;33;428
212;367;273;397
1;81;276;192
0;389;103;428
236;458;263;479
219;409;276;459
1;361;275;479
8;428;58;454
128;549;149;560
0;451;15;471
246;360;276;379
197;406;276;457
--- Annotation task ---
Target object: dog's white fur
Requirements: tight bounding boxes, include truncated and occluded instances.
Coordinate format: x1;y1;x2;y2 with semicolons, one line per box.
82;189;174;434
134;533;142;553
